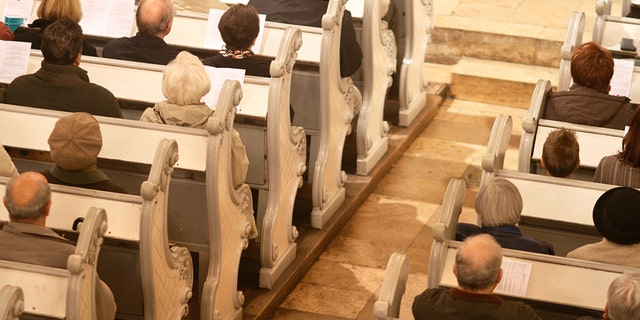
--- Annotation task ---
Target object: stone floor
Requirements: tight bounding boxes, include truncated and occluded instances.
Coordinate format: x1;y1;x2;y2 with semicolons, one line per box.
268;0;626;319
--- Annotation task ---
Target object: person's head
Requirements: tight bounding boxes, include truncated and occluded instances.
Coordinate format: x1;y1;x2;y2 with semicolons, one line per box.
0;22;14;41
136;0;175;38
454;234;503;293
618;107;640;166
218;4;260;51
592;187;640;245
41;18;82;65
37;0;83;23
605;272;640;320
541;128;580;178
48;112;102;171
3;172;51;225
162;51;211;105
475;177;523;227
571;42;614;93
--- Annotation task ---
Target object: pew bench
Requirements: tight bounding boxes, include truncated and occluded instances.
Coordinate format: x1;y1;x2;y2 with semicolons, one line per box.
518;80;624;181
0;80;247;319
427;177;638;318
0;139;194;319
489;114;615;255
25;26;307;290
373;252;409;320
0;207;107;319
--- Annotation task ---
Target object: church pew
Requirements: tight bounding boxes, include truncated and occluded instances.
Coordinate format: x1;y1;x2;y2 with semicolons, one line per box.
0;139;194;319
427;177;635;317
0;285;23;320
558;11;585;91
165;1;362;224
25;28;308;290
373;252;409;320
0;81;247;319
488;114;614;254
0;207;107;319
518;79;624;180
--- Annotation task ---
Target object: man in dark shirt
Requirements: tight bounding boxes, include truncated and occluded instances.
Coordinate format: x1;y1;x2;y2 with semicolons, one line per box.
5;19;122;118
412;234;541;320
248;0;362;77
102;0;179;65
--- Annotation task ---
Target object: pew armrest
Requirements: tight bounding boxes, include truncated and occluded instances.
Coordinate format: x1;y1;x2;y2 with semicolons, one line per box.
373;252;409;320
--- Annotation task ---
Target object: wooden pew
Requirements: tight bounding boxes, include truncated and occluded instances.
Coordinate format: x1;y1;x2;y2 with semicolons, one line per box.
489;114;613;254
0;138;194;319
518;80;624;180
427;177;636;318
558;11;585;91
0;80;247;319
25;27;307;290
394;0;432;127
0;285;23;320
373;252;409;320
0;207;107;319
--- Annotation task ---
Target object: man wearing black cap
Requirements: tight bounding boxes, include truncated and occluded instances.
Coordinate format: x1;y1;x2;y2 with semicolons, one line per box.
567;187;640;267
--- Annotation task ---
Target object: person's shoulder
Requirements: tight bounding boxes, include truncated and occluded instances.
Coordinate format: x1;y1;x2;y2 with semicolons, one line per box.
499;300;541;319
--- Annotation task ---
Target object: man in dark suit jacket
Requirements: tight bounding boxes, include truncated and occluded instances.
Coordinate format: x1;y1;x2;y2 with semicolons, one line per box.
248;0;363;77
102;0;179;65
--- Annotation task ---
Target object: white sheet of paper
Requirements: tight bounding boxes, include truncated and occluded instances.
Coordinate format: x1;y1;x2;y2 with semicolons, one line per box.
3;0;34;23
0;41;31;83
79;0;135;38
203;9;266;53
610;58;634;97
494;258;532;297
202;66;245;110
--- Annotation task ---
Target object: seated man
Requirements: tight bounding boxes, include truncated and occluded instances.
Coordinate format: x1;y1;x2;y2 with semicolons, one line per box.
42;112;128;194
541;128;580;178
102;0;179;65
202;4;272;77
544;42;633;130
248;0;363;77
456;178;554;255
4;18;122;118
412;234;541;319
567;187;640;268
0;172;116;319
578;272;640;320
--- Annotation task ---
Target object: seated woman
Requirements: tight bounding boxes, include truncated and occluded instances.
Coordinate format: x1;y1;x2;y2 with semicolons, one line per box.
456;177;555;255
567;187;640;268
202;4;271;77
544;42;632;130
14;0;97;56
140;51;249;189
594;107;640;187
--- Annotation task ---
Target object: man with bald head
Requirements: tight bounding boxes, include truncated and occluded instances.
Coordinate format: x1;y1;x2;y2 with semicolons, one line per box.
412;234;541;319
102;0;179;65
0;172;116;319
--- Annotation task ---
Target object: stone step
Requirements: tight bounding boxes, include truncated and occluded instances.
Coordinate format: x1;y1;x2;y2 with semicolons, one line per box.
443;57;558;109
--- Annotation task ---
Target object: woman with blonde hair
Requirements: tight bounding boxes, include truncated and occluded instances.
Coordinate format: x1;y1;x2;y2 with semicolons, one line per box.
140;51;249;188
14;0;97;56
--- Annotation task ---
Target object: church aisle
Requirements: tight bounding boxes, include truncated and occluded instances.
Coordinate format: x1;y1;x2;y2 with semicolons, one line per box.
272;98;527;319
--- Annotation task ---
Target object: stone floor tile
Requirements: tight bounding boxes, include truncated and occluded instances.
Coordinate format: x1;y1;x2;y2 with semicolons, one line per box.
280;283;374;319
319;235;405;269
300;260;385;293
273;308;352;320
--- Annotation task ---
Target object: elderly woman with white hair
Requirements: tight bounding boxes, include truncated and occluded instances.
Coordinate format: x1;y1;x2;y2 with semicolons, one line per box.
139;51;249;188
456;177;555;255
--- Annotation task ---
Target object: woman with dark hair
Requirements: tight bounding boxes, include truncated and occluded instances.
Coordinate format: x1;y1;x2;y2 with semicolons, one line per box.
594;107;640;187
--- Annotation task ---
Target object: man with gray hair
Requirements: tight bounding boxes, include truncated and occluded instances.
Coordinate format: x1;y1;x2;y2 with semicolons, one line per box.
579;272;640;320
102;0;179;65
412;234;541;319
0;172;116;320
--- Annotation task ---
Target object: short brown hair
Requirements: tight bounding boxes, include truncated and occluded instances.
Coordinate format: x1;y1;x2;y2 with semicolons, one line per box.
571;42;614;93
218;4;260;51
41;18;82;65
542;128;580;177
